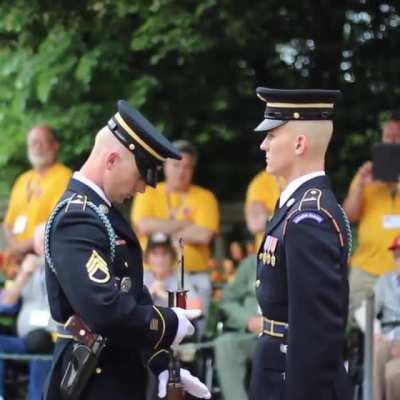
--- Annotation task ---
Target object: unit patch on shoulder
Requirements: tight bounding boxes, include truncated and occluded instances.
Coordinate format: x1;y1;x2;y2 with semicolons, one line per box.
86;250;110;283
292;211;324;224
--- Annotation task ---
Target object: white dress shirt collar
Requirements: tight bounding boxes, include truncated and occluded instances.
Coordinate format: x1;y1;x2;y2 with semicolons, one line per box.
279;171;325;208
73;171;111;207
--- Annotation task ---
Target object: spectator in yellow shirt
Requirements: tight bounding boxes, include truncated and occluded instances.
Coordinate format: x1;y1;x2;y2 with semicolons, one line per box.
3;125;72;262
244;170;284;249
343;117;400;318
131;140;219;331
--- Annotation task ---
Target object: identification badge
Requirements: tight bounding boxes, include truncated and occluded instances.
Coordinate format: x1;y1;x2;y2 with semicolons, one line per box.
29;310;50;327
13;215;27;234
383;215;400;229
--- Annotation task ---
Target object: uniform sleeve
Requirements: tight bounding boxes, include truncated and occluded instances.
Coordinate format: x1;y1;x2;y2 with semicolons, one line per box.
194;191;219;232
50;208;177;350
131;189;155;225
285;213;345;400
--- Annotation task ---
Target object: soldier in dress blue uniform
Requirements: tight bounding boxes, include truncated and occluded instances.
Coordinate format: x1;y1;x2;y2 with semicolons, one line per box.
249;88;354;400
44;100;211;400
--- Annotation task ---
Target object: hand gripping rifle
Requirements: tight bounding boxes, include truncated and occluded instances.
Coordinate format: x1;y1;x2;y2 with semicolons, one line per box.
167;238;188;400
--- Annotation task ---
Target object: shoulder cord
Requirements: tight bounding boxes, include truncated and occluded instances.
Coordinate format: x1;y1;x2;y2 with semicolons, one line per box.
338;204;352;260
45;197;116;275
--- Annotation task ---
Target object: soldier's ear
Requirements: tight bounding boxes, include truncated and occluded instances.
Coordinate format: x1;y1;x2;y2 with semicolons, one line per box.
105;151;120;171
294;135;307;155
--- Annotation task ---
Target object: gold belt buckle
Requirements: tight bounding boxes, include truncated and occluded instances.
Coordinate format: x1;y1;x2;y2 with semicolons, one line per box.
264;318;285;338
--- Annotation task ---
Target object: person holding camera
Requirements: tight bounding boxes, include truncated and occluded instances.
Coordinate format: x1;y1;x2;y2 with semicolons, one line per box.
343;116;400;320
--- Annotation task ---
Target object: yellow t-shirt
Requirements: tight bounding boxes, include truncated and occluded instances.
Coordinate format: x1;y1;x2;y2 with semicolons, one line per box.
245;171;282;248
4;162;72;242
350;176;400;276
131;183;219;272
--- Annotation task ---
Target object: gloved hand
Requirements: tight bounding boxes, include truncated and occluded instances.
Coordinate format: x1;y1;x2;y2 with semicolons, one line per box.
158;368;211;399
171;308;202;347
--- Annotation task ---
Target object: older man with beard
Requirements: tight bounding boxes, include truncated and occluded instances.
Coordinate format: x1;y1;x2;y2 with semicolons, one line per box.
3;124;71;262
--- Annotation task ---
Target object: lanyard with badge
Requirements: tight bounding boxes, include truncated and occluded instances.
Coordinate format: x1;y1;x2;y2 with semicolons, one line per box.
166;191;189;220
13;177;43;235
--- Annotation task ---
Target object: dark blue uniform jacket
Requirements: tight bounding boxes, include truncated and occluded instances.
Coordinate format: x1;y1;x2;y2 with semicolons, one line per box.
44;178;177;400
250;175;353;400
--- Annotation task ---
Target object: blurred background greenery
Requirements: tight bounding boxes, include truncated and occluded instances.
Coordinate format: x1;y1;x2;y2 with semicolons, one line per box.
0;0;399;202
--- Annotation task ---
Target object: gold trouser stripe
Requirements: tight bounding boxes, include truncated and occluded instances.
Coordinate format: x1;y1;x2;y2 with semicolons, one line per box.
152;306;166;350
114;113;166;162
267;102;334;109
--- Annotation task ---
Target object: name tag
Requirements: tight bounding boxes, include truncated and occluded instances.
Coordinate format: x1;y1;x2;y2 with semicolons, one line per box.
29;310;50;327
383;215;400;229
13;215;27;234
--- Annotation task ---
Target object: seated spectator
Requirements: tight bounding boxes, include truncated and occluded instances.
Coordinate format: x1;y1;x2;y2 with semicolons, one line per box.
3;125;71;266
0;224;54;400
143;233;201;309
228;241;245;267
343;117;400;321
372;235;400;400
214;255;260;400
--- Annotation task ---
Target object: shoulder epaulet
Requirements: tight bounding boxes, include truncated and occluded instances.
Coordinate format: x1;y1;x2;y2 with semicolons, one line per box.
298;188;322;211
45;194;116;275
64;194;88;212
283;188;345;248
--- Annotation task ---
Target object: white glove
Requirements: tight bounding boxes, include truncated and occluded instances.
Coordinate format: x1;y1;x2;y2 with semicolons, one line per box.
171;308;202;347
158;368;211;399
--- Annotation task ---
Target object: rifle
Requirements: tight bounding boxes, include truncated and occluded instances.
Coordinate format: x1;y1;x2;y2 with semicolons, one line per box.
60;315;107;400
167;238;188;400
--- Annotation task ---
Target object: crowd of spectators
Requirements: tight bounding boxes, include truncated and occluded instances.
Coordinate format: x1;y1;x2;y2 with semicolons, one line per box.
0;116;400;399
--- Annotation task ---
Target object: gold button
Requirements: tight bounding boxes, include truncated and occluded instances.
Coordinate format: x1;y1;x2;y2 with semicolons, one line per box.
129;143;135;151
95;367;102;374
293;112;300;119
256;279;261;288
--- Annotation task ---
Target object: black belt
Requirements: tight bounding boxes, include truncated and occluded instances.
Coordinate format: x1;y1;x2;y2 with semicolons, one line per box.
261;317;288;338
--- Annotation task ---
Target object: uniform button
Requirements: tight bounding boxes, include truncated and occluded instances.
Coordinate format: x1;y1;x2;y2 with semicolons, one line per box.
96;367;102;374
255;279;261;288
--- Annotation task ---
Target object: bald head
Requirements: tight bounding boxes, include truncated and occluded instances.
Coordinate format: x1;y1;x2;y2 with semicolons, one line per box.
80;127;146;204
92;126;131;159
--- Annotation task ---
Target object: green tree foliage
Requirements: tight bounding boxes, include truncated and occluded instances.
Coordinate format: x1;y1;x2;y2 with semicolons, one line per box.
0;0;399;200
